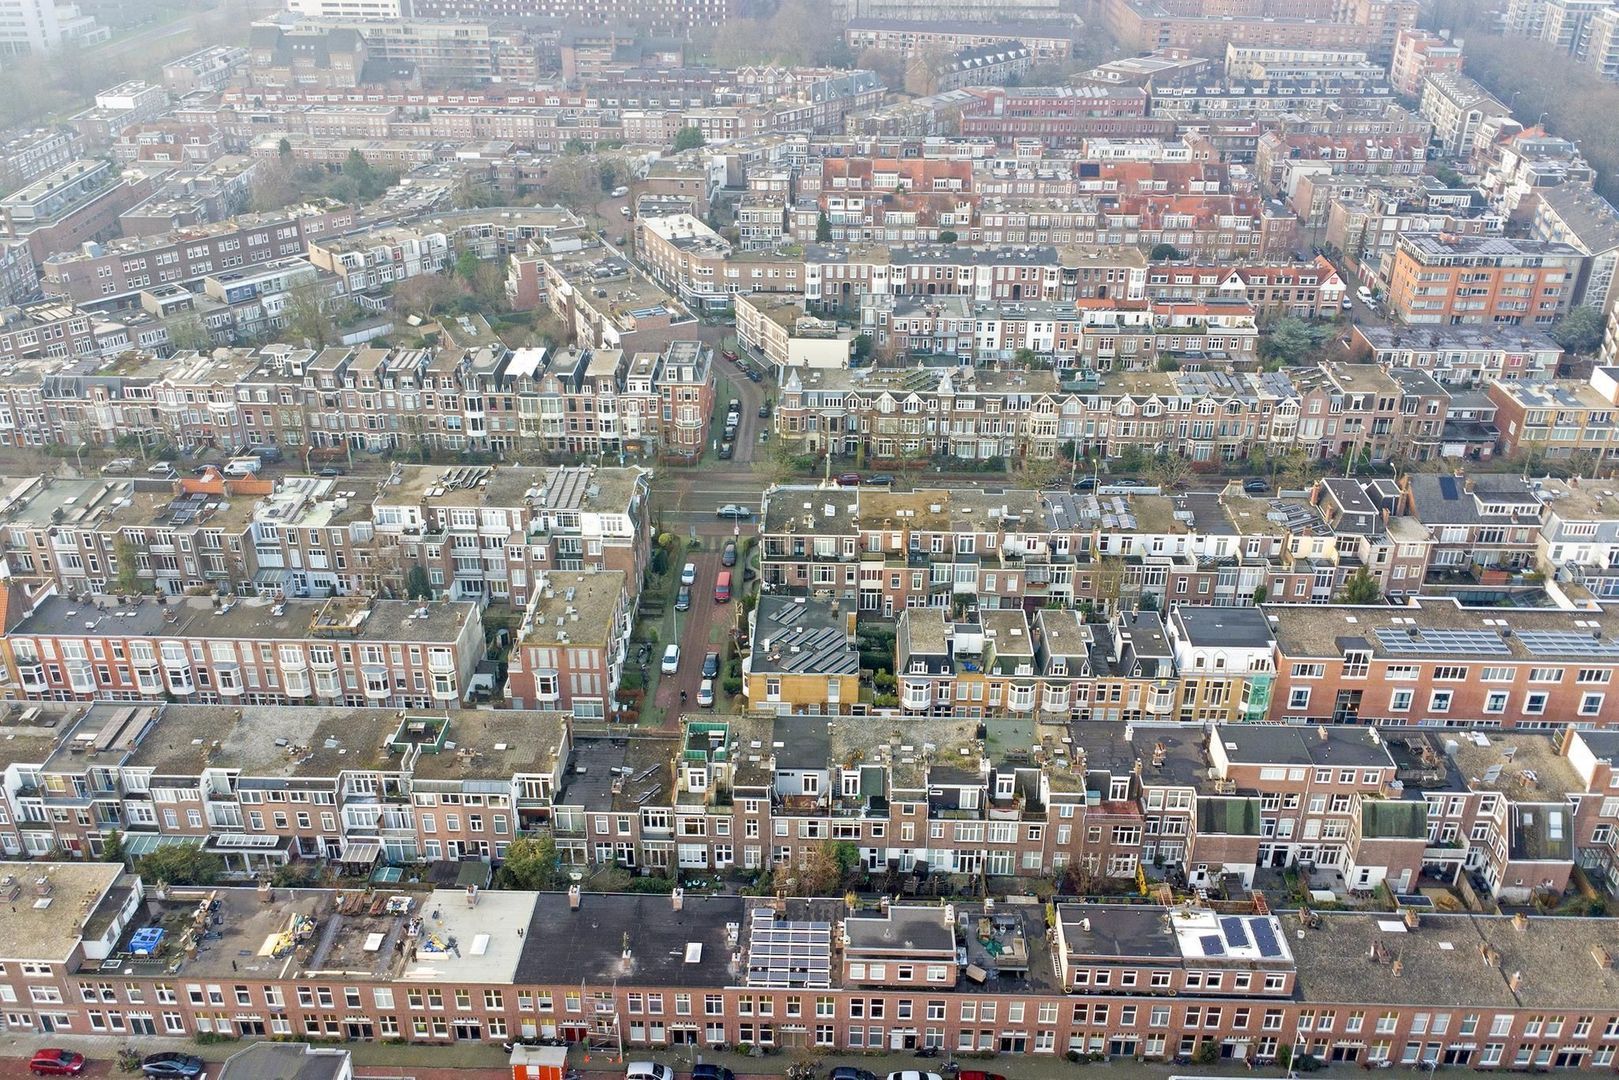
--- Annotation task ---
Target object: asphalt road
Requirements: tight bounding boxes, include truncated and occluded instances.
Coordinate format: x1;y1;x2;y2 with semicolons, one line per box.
654;544;737;719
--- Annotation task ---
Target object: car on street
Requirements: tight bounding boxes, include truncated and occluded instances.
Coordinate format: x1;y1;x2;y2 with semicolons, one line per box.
692;1065;735;1080
830;1069;879;1080
716;504;751;519
885;1072;942;1080
611;186;629;198
318;466;344;477
836;472;861;486
722;349;739;362
1074;476;1098;492
721;540;737;566
660;644;680;675
626;1064;674;1080
867;473;894;486
696;678;715;707
758;402;770;417
681;562;697;585
1357;284;1374;302
1341;297;1354;310
140;1052;207;1078
702;651;720;679
1108;478;1143;488
1243;477;1270;494
745;367;761;382
675;585;691;611
619;206;631;217
718;441;733;459
956;1071;1008;1080
29;1050;86;1076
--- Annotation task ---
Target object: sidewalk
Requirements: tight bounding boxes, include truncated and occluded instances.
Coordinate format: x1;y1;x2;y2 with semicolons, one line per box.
7;1032;1618;1080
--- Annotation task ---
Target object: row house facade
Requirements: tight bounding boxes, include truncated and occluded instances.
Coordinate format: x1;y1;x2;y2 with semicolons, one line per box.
0;703;568;865
0;462;650;605
0;593;483;710
5;861;1619;1071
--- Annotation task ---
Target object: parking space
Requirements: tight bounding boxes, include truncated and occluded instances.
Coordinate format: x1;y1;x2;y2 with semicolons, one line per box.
651;544;737;719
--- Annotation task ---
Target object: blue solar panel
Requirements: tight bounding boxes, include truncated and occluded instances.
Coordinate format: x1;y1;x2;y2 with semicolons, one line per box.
1251;918;1282;958
1200;934;1225;956
1220;916;1251;949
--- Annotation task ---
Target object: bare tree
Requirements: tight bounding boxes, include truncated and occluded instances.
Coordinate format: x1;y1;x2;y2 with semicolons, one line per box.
284;283;335;349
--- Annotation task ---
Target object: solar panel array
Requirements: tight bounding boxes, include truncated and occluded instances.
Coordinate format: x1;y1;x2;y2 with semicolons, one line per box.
1250;918;1284;959
1373;627;1511;656
1199;934;1224;956
1516;630;1619;659
1219;916;1251;950
746;909;832;989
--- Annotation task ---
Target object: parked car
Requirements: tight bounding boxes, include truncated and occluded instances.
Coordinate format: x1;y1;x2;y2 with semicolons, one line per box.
675;585;691;611
836;472;861;486
1108;478;1142;488
702;651;720;679
696;678;715;707
1074;476;1098;492
619;206;631;217
1357;284;1374;303
681;562;697;585
660;644;680;675
1243;477;1270;494
718;441;733;460
884;1072;941;1080
956;1071;1007;1080
721;539;737;566
140;1052;207;1078
627;1064;675;1080
830;1068;879;1080
103;457;136;474
722;349;739;362
318;466;345;477
611;186;629;198
758;402;770;417
692;1065;735;1080
29;1050;86;1076
248;445;284;463
714;570;731;602
867;473;894;486
716;504;751;519
146;462;177;478
1341;297;1354;310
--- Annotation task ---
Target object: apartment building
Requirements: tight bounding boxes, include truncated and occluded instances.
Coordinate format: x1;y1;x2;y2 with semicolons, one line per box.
1101;0;1418;60
1419;72;1513;160
1383;233;1582;327
505;570;630;717
0;127;85;195
636;214;802;312
0;702;568;863
40;205;358;308
1531;184;1619;313
1266;598;1619;731
804;244;1147;310
735;295;855;372
1142;257;1347;320
743;595;861;715
1532;477;1619;601
0;592;483;708
953;86;1163;150
306;226;451;295
1350;323;1563;385
5;860;1619;1069
843;18;1075;61
1488;376;1619;462
1388;27;1464;96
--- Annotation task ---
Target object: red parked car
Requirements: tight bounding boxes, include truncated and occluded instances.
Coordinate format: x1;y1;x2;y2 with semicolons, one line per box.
30;1049;86;1076
836;472;861;486
722;349;739;362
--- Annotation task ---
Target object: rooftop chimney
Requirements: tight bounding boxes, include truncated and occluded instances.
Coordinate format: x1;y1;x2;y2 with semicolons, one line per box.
568;884;581;911
672;887;684;912
1512;912;1528;932
1509;970;1524;993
